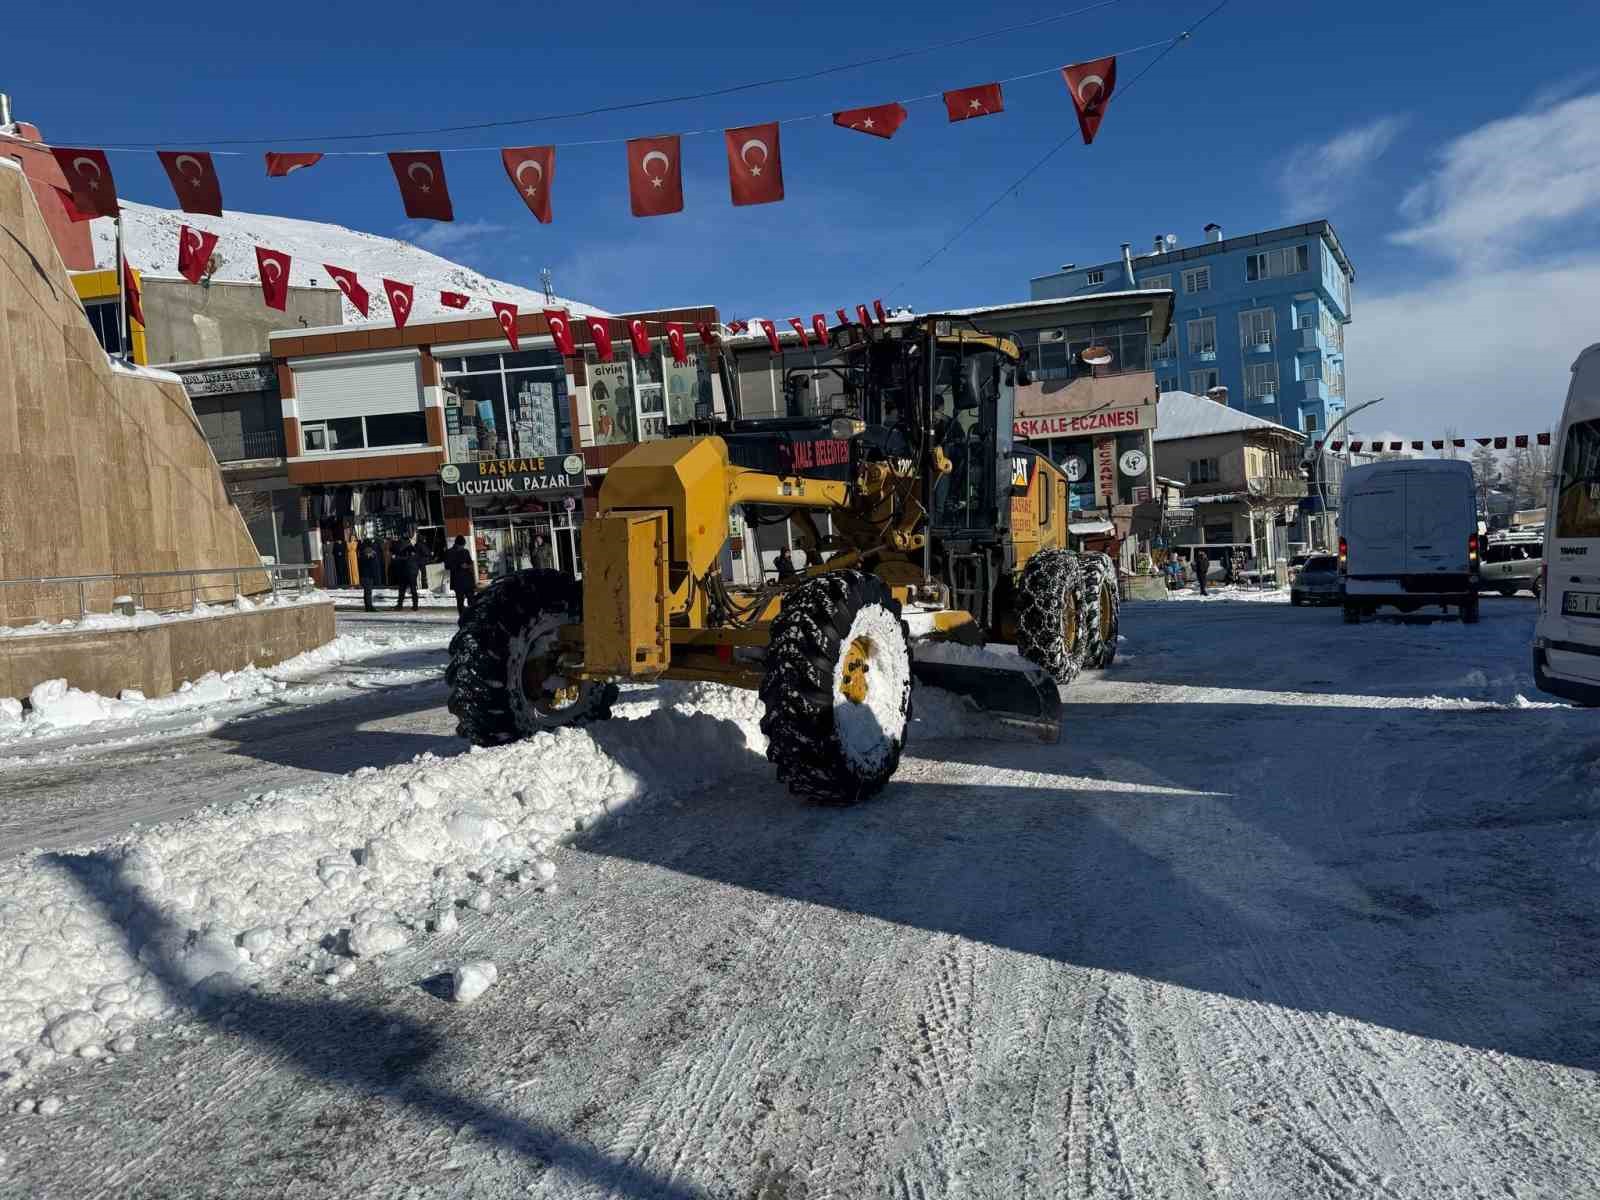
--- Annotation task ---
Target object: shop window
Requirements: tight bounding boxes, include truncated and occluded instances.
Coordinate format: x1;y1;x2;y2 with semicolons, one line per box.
443;351;570;460
303;424;328;452
301;413;423;453
365;411;428;447
587;346;705;447
326;417;364;450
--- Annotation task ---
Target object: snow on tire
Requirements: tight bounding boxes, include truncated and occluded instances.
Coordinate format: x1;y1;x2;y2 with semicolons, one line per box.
446;569;616;746
758;571;912;805
1081;552;1121;670
1014;549;1086;685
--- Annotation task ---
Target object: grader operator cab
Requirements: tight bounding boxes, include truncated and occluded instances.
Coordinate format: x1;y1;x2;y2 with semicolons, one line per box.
447;315;1120;803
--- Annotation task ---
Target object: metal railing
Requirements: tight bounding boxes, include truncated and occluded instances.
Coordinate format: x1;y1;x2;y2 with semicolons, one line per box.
207;428;287;464
0;565;316;627
1248;475;1310;500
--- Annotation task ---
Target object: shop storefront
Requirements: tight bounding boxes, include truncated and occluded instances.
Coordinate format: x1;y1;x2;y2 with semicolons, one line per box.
440;454;587;584
304;478;445;589
438;346;574;461
583;344;715;446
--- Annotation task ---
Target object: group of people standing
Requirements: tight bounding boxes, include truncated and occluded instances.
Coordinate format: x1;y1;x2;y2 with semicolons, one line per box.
1164;547;1248;596
355;535;427;612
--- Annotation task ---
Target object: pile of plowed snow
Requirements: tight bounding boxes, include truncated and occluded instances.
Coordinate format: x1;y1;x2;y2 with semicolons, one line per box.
0;683;768;1072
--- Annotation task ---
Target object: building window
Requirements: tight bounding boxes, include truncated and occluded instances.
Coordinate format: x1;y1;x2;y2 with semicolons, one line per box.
1304;411;1320;433
1187;316;1216;358
83;300;123;355
1085;269;1105;286
1239;308;1276;351
1182;267;1210;294
584;345;711;447
1187;458;1220;484
1299;356;1322;381
1143;273;1172;291
441;348;572;460
300;413;426;453
1158;375;1179;394
1244;362;1279;401
1153;325;1177;361
1246;245;1310;282
1189;368;1219;394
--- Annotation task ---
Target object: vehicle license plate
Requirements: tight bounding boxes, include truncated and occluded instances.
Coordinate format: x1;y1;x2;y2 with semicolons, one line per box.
1563;591;1600;618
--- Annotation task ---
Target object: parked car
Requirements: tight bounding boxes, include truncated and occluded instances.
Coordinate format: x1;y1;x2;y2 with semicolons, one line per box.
1340;458;1481;624
1478;536;1544;597
1290;554;1342;606
1535;342;1600;705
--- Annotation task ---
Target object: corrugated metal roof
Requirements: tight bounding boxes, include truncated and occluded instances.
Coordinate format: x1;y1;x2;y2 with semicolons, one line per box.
1152;391;1302;442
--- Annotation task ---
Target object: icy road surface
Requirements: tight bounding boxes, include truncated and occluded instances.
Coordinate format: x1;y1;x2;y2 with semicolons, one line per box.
4;595;1599;1199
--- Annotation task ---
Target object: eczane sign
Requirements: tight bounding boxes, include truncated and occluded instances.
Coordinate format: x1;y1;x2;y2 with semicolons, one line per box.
1013;403;1154;439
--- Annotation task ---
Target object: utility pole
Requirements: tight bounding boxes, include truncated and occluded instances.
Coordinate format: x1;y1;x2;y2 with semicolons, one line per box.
114;213;128;360
540;267;555;305
1303;397;1383;549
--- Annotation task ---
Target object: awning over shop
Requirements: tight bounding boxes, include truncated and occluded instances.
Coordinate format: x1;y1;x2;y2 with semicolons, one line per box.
1069;518;1115;535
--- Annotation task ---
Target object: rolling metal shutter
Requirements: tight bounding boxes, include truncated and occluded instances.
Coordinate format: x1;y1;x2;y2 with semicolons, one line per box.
291;350;423;422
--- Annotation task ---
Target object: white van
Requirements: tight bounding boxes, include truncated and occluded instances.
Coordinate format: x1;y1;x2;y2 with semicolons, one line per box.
1339;458;1480;624
1534;343;1600;705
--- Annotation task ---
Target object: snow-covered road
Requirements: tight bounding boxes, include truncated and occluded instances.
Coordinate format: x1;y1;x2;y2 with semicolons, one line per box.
4;595;1598;1199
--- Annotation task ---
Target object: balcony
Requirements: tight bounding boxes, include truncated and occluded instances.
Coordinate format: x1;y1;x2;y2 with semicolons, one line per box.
1248;475;1309;500
208;428;286;465
1247;339;1275;354
1301;378;1328;402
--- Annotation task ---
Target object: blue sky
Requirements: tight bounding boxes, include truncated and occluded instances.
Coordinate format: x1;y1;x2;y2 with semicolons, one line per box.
9;0;1600;435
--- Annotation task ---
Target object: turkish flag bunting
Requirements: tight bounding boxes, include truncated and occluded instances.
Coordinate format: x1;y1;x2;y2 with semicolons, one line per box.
1389;442;1403;451
1313;441;1323;452
383;279;415;329
1514;434;1529;448
1350;442;1363;452
695;321;718;346
788;318;810;349
587;315;615;362
1537;432;1551;445
54;187;95;223
1330;441;1343;451
1411;441;1424;451
440;291;471;309
543;309;575;356
493;302;520;351
177;225;220;285
833;103;908;139
123;260;143;328
812;314;829;344
835;308;849;326
324;264;369;317
255;246;291;311
873;299;888;323
1431;440;1444;450
944;83;1004;123
1061;57;1118;145
856;304;873;327
264;152;323;177
501;146;555;223
1476;437;1493;446
666;322;688;365
628;318;652;358
1453;439;1467;447
158;151;223;216
388;151;454;221
725;122;784;206
627;136;684;218
1493;436;1508;449
728;320;748;334
759;320;782;355
50;148;118;218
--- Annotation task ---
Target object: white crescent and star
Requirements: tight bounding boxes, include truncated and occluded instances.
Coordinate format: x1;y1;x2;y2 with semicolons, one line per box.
739;138;769;176
641;150;671;188
182;229;202;256
1076;75;1105;107
174;154;206;186
262;259;282;283
335;275;355;297
71;156;103;189
407;161;435;194
514;158;543;198
499;310;514;330
390;288;410;312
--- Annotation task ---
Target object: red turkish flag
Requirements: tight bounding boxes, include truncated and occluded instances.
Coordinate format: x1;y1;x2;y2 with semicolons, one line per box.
1537;432;1551;446
55;187;95;223
383;279;414;329
264;152;323;177
788;318;811;349
123;260;144;328
812;314;828;344
856;304;873;327
1350;442;1363;453
695;320;718;346
874;299;888;323
440;291;471;309
1431;440;1445;451
1389;442;1403;451
1330;441;1343;451
586;315;615;362
50;148;117;218
835;308;849;326
1493;436;1508;449
493;302;520;351
759;320;782;354
1313;441;1324;452
627;136;684;218
177;225;220;285
728;320;748;334
628;318;652;358
158;151;223;216
388;151;454;221
1454;439;1467;447
323;264;369;317
501;146;554;223
1411;441;1424;451
666;322;688;365
1476;437;1493;446
833;103;907;139
944;83;1004;123
1514;434;1530;448
725;122;784;206
1061;57;1118;145
255;246;290;311
543;309;575;355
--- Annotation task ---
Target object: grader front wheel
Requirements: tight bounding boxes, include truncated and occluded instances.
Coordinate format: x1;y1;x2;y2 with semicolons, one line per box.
1014;550;1088;685
1082;552;1121;670
758;571;913;805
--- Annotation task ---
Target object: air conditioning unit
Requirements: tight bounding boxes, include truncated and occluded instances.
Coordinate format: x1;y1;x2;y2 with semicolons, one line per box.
1253;340;1273;353
1198;350;1217;362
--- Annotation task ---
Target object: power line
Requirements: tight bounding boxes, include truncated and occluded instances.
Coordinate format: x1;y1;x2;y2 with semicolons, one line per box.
76;0;1129;148
883;0;1233;299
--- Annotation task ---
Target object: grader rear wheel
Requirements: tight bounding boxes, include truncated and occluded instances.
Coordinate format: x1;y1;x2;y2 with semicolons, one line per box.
1014;550;1087;685
446;569;617;746
758;571;912;805
1082;552;1121;670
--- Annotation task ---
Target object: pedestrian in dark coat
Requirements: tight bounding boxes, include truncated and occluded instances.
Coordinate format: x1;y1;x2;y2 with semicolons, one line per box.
443;536;476;621
774;547;797;581
392;535;420;610
357;538;383;612
1193;548;1210;596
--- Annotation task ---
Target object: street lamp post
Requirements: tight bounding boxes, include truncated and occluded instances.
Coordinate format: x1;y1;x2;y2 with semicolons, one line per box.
1304;397;1384;549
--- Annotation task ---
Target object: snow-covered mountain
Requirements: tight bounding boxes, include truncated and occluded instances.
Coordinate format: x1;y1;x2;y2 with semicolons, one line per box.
91;200;603;326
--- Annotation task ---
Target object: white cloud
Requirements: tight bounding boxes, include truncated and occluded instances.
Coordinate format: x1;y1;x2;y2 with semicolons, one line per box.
1346;257;1593;436
1280;116;1406;215
1392;92;1600;263
398;220;511;251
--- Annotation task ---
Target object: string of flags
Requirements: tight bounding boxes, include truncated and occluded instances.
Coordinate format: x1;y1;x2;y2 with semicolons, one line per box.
1319;435;1552;453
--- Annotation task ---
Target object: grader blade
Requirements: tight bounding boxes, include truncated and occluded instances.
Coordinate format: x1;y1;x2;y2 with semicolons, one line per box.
909;657;1063;742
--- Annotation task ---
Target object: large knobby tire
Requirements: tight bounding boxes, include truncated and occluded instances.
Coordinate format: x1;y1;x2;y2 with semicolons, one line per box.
446;569;616;746
1081;552;1121;670
758;571;912;805
1014;550;1087;685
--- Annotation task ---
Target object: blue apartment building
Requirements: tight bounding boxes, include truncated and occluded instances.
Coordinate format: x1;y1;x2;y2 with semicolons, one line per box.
1028;221;1355;440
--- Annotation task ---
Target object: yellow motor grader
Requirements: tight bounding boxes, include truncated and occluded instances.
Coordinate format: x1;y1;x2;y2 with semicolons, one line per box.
447;315;1120;803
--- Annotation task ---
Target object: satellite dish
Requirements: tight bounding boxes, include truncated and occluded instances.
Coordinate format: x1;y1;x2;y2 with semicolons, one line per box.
1164;233;1179;248
1080;344;1114;367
